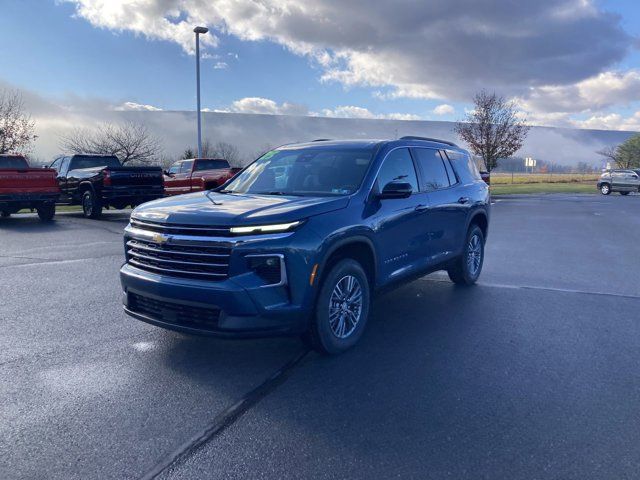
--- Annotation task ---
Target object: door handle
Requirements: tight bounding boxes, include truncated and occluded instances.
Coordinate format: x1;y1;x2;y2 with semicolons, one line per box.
458;197;470;204
415;204;430;212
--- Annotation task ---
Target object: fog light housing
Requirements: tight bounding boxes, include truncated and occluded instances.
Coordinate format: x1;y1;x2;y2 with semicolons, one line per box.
246;254;286;286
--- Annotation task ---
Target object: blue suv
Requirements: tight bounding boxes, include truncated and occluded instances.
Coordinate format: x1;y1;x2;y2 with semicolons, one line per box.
120;137;490;354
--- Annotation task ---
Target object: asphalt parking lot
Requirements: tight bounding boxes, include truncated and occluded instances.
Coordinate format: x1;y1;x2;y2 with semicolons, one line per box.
2;194;640;479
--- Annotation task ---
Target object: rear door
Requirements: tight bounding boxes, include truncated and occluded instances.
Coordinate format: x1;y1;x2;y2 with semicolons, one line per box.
624;171;640;191
411;147;466;262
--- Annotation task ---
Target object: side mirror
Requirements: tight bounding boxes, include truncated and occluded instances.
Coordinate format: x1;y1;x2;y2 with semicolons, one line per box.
378;181;413;199
163;170;175;177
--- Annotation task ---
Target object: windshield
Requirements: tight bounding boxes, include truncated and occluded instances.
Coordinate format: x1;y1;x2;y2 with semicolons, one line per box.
70;156;121;170
195;159;229;171
224;147;373;196
0;156;29;169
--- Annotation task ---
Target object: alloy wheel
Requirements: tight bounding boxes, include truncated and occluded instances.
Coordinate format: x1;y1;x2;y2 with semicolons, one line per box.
467;233;482;277
328;275;363;339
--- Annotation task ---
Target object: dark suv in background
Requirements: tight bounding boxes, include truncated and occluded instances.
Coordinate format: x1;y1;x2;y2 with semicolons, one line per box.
49;154;164;218
120;137;490;354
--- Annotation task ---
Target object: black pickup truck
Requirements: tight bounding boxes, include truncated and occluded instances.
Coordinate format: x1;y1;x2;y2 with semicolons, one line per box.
49;154;164;218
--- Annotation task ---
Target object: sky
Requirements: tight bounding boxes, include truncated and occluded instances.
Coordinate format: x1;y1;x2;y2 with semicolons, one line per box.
0;0;639;162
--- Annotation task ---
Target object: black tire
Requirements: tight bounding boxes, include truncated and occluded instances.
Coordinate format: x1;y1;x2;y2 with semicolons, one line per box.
620;191;630;196
600;183;611;195
82;190;103;219
36;203;55;222
447;225;485;286
305;258;371;355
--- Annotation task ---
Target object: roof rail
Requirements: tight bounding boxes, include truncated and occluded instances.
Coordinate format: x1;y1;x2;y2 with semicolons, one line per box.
311;138;332;142
400;136;458;147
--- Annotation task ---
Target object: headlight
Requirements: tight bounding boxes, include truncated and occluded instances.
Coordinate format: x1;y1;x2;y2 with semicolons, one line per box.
230;221;301;235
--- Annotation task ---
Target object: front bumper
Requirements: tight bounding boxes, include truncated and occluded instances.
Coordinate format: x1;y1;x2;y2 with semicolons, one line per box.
120;262;311;338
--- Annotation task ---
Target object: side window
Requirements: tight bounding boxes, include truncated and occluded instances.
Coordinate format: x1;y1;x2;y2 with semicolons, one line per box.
441;152;457;185
445;150;481;183
412;148;450;191
49;158;62;172
180;160;194;173
168;162;181;174
376;148;419;193
60;157;70;175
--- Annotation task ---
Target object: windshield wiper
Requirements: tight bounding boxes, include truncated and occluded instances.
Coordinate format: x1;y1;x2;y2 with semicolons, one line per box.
217;189;235;194
257;191;291;196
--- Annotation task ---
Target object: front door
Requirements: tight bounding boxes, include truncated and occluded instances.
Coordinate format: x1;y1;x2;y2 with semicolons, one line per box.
369;147;429;283
165;160;193;195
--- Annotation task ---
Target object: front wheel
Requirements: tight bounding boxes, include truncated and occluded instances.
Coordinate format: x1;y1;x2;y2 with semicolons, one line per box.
600;184;611;195
36;203;55;222
447;225;485;285
82;190;103;219
305;259;371;355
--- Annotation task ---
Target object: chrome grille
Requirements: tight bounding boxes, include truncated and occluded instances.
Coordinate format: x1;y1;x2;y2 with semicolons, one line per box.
130;218;232;237
126;218;232;281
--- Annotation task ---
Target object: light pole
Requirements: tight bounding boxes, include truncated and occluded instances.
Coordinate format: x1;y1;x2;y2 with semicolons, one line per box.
193;26;209;158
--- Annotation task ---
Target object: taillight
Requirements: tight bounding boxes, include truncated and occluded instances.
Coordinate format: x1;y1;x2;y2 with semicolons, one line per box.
103;169;111;186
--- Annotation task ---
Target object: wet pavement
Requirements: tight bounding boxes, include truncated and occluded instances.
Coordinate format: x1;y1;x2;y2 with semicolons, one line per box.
1;195;640;479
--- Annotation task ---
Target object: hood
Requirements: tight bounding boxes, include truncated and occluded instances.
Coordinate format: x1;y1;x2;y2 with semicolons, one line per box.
132;191;350;226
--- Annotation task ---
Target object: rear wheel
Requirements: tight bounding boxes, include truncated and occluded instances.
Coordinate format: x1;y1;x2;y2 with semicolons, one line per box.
305;258;371;355
36;203;55;222
600;184;611;195
82;190;103;219
448;225;485;285
620;191;630;196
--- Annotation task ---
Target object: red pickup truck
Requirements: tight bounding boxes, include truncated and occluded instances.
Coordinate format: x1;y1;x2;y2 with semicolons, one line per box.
0;154;60;221
163;158;242;196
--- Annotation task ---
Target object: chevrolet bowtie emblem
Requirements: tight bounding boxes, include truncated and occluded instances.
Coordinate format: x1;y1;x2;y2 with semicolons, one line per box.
152;233;168;244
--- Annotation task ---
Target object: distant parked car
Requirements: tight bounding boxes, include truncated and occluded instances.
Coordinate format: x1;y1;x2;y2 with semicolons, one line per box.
0;154;60;221
163;158;242;196
480;170;490;185
48;154;164;218
597;169;640;195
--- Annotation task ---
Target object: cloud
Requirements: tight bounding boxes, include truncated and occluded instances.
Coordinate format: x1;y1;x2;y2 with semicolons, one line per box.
213;61;228;70
217;97;421;120
61;0;632;106
519;70;640;114
220;97;309;116
114;101;163;111
318;105;421;121
433;104;454;116
573;111;640;131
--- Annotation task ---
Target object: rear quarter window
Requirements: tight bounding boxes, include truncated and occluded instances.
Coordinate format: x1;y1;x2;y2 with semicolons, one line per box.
444;150;481;184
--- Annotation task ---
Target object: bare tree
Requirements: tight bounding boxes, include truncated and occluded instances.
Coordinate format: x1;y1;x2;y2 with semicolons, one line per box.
597;135;640;169
212;141;240;165
454;91;530;172
59;121;162;164
0;89;37;154
182;140;241;165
